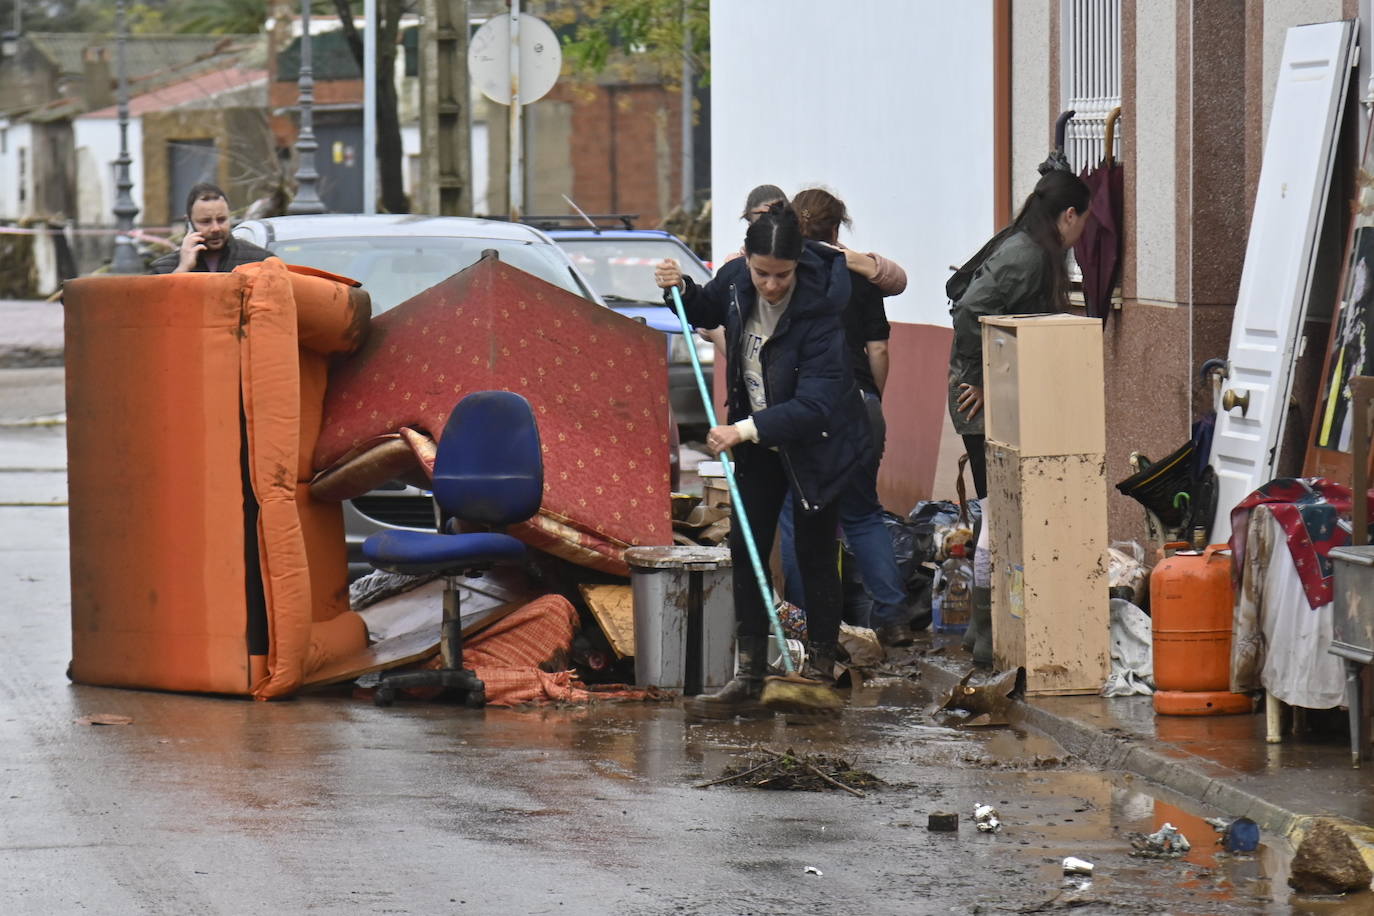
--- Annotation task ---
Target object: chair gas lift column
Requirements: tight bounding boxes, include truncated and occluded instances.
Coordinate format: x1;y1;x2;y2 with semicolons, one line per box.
361;391;544;708
1328;376;1374;765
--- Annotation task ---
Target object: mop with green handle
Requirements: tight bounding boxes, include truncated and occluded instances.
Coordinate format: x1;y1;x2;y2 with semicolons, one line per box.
668;283;841;714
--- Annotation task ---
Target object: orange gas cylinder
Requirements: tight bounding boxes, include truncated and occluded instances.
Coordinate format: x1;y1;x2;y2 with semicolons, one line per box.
1150;543;1235;693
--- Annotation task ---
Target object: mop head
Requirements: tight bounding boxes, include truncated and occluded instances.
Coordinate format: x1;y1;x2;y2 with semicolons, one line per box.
760;673;843;714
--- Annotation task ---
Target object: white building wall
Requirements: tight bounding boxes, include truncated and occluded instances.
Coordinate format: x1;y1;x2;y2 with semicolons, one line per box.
71;117;143;227
0;121;34;221
710;0;996;326
1012;0;1053;210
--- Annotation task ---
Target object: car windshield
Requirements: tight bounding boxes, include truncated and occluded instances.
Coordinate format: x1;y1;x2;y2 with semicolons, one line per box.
267;236;590;313
558;238;711;303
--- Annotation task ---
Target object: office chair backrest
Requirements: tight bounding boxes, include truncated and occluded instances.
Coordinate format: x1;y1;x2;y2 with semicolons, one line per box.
432;391;544;527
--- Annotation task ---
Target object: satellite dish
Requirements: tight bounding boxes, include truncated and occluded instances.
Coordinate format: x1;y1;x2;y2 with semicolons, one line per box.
468;13;562;106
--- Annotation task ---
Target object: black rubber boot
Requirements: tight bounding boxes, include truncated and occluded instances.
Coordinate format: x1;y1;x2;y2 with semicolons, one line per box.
801;641;840;686
683;636;769;720
971;586;993;668
876;621;916;648
961;612;977;652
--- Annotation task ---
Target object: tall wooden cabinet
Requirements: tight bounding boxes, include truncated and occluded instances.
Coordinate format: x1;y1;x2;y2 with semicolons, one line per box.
982;315;1110;696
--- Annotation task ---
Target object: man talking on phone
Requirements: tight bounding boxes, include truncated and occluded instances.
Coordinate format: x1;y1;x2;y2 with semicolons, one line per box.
148;182;271;274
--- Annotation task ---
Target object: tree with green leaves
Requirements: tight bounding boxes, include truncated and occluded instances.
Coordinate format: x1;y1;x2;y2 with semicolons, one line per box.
552;0;708;88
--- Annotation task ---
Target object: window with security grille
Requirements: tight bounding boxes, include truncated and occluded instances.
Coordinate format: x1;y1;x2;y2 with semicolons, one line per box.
1061;0;1122;172
1061;0;1122;286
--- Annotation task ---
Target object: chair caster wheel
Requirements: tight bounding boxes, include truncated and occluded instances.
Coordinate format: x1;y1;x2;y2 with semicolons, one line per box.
374;686;395;707
464;689;486;709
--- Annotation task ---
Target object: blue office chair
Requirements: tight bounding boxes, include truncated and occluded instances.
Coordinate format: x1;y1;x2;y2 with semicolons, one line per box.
362;391;543;708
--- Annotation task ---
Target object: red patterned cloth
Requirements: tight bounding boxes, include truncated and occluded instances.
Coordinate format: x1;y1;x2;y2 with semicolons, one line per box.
314;257;674;574
400;594;660;706
1229;478;1374;608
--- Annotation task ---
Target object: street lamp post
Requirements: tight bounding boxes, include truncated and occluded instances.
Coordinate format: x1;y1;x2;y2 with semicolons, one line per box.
110;0;142;273
287;0;326;214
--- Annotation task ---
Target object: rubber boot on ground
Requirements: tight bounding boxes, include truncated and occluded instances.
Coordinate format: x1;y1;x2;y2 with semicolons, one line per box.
683;636;768;719
971;585;993;668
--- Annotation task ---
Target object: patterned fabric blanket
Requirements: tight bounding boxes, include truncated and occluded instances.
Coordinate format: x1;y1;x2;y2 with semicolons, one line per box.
398;594;662;706
313;256;675;576
1229;478;1373;608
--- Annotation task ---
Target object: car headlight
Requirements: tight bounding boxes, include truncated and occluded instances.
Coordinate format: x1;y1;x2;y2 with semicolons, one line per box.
670;332;715;365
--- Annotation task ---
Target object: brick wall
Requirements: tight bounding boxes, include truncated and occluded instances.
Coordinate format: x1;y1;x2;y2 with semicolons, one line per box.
141;108;277;224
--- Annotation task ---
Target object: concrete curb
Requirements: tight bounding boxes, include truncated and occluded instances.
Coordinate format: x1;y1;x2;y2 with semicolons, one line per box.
914;655;1374;870
0;347;63;369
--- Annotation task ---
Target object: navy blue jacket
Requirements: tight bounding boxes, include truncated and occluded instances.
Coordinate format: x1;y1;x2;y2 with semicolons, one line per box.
668;242;871;513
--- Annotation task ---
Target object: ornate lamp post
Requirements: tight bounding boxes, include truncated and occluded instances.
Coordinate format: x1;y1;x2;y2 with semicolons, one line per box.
110;0;142;273
287;0;327;214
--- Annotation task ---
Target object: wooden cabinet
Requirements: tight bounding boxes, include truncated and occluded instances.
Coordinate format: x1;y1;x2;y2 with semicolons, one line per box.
983;315;1110;695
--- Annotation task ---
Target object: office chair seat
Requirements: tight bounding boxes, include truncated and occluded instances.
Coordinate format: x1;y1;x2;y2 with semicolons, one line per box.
362;529;527;576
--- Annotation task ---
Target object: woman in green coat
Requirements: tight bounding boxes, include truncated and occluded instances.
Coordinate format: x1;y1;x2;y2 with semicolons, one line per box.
949;169;1092;497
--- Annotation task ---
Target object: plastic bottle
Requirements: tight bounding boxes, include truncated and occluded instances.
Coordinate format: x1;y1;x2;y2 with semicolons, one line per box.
934;544;973;633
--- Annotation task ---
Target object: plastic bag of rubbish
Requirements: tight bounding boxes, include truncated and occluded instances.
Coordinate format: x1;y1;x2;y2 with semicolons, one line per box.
1130;822;1191;858
1108;540;1147;604
1101;598;1154;697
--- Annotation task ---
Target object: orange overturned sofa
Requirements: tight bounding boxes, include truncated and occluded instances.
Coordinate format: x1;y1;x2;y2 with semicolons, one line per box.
63;259;372;698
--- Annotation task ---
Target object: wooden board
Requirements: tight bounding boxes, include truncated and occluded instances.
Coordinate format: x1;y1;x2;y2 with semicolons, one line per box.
580;584;636;659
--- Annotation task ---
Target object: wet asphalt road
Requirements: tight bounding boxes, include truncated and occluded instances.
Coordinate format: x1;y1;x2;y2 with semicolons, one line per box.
0;369;1356;915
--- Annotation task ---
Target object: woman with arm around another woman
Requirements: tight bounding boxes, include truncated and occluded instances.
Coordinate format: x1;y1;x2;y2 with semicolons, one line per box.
654;203;872;718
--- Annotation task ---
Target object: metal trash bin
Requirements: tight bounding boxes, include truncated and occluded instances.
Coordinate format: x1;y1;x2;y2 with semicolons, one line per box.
1329;545;1374;765
625;545;733;695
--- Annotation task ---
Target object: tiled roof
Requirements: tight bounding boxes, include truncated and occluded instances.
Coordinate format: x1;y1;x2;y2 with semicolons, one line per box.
26;32;255;81
83;67;268;119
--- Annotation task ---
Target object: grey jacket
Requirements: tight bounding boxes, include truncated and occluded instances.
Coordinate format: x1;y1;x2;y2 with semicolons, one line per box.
947;229;1051;435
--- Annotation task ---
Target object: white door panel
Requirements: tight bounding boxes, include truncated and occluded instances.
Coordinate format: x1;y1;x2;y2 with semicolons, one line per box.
1208;20;1355;543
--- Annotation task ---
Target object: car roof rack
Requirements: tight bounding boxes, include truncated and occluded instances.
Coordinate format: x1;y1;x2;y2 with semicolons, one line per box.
520;213;640;232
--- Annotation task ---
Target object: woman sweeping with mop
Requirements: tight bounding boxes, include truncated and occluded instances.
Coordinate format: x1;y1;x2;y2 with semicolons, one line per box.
654;203;872;718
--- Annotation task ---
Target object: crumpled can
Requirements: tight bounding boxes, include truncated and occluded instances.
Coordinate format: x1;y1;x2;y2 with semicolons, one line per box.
1062;856;1094;875
974;803;1001;833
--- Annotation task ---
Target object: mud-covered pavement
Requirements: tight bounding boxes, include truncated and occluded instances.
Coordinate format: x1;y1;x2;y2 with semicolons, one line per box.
0;380;1364;915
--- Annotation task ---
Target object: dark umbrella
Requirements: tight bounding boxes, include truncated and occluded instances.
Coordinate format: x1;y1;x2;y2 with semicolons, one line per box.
1073;107;1124;320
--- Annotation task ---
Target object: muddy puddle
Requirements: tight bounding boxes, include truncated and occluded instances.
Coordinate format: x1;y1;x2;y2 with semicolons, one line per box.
453;680;1369;915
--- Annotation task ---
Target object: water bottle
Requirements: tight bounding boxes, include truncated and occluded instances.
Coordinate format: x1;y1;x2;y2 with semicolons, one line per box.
934;544;973;633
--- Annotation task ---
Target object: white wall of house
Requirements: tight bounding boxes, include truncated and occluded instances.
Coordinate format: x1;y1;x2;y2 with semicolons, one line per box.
0;121;35;221
71;116;144;227
709;0;997;327
1011;0;1053;209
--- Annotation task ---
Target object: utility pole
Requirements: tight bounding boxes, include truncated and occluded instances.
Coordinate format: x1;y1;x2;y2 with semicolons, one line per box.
287;0;327;214
419;0;472;215
363;0;376;214
110;0;141;274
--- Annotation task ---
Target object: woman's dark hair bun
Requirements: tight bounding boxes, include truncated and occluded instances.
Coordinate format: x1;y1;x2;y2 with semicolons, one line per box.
744;202;804;260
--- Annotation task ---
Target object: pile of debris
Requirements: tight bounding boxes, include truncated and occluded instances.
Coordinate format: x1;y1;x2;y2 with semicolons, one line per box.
698;746;882;797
